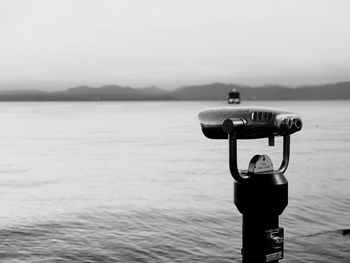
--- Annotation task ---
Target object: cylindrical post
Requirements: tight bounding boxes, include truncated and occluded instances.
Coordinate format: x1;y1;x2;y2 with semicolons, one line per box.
242;214;279;262
234;174;288;263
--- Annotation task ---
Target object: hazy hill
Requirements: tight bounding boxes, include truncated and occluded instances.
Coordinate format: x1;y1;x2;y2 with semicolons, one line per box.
0;89;47;95
0;85;170;101
170;83;241;100
0;82;349;101
53;85;170;100
171;82;350;100
295;82;350;100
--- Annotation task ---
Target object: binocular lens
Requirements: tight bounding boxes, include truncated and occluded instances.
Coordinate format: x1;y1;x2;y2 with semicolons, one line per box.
294;119;302;130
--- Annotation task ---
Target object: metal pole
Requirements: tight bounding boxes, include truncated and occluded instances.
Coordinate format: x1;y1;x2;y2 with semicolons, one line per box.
242;214;279;262
235;175;287;263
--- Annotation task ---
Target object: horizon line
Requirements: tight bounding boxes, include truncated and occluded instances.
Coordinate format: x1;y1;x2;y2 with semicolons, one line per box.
1;80;350;93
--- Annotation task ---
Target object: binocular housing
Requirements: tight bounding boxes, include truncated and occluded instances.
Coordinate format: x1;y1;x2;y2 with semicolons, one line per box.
198;107;302;140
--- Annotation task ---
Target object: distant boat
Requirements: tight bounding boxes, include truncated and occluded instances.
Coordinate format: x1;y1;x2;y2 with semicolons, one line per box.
228;89;241;104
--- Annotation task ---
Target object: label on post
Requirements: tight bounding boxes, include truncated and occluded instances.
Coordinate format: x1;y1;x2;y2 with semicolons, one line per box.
265;227;284;262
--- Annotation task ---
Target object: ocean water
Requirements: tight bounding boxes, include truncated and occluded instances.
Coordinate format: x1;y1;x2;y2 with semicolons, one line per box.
0;101;349;262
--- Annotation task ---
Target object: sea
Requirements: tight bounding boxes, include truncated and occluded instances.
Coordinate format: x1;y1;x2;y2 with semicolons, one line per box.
0;100;349;262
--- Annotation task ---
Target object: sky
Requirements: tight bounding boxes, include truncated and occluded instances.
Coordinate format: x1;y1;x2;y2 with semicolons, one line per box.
1;0;350;90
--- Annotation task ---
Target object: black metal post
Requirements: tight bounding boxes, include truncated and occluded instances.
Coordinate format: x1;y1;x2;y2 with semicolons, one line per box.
234;173;288;263
242;214;279;262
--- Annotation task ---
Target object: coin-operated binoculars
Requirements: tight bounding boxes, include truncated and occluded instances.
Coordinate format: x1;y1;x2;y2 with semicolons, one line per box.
198;107;302;263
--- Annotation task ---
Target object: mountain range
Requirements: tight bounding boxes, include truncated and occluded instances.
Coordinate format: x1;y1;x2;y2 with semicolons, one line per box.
0;82;349;101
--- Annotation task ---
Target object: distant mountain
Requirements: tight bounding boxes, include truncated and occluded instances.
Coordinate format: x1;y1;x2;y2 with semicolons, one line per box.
170;83;241;100
170;82;350;100
50;85;170;100
0;82;349;101
0;85;170;101
294;82;350;100
0;89;47;95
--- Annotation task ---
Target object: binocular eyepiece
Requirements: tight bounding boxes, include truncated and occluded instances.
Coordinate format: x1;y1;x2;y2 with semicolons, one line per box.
198;107;302;140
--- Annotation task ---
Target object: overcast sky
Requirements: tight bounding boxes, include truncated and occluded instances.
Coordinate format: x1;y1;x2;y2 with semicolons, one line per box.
1;0;349;90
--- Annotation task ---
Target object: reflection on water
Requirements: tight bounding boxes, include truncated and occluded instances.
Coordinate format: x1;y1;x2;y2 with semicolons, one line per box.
0;101;349;262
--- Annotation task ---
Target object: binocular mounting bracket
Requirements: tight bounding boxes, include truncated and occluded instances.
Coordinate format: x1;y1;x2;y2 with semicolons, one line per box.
225;118;290;183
